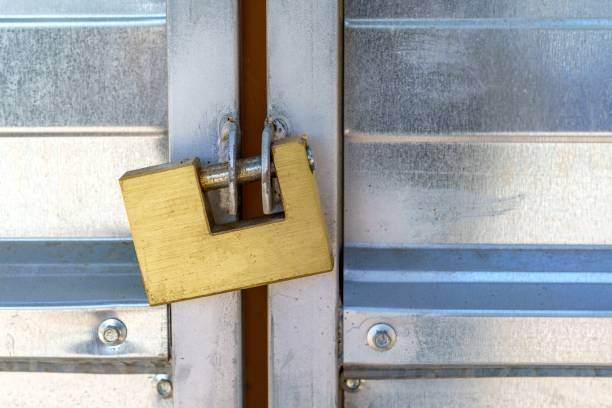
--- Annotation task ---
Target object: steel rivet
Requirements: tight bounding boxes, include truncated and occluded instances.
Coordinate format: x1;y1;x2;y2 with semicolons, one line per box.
344;378;361;392
97;318;127;346
367;323;396;351
156;375;173;399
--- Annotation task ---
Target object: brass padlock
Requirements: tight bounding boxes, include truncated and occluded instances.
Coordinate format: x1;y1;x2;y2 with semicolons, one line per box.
119;129;332;305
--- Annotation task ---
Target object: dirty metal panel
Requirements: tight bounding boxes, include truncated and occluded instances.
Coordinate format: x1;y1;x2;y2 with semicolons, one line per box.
345;2;612;135
0;306;167;360
0;134;167;237
344;0;612;405
344;308;612;367
0;25;166;127
344;378;612;408
0;372;172;408
345;139;612;245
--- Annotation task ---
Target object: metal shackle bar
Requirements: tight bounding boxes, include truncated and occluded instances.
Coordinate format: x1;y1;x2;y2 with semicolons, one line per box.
204;115;313;215
199;155;269;191
198;145;315;190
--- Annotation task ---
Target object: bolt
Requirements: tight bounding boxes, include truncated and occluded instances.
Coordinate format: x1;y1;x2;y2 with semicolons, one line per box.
97;318;127;346
367;323;396;352
156;375;173;399
344;378;361;392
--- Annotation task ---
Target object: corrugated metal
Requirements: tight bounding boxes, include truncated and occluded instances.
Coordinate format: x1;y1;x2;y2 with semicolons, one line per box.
0;2;169;406
344;0;612;405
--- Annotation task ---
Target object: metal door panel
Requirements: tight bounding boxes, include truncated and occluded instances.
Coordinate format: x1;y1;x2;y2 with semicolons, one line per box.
0;2;170;406
346;140;612;245
0;26;165;127
343;0;612;405
2;372;172;408
0;135;166;237
345;378;612;408
267;1;341;406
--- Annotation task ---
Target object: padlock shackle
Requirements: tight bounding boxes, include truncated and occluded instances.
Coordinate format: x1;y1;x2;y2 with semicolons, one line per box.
198;155;272;191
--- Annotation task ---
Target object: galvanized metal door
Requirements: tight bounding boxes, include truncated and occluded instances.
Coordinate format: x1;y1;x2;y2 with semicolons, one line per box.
0;0;245;406
343;1;612;406
0;1;171;406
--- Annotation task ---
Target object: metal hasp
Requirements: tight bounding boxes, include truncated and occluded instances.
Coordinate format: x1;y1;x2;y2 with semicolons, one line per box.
119;136;333;305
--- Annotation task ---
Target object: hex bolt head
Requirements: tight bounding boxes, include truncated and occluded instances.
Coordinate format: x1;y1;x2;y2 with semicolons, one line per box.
367;323;397;352
343;378;361;392
97;318;127;346
156;375;173;399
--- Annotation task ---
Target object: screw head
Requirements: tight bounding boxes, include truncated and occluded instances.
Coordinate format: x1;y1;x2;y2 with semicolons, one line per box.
367;323;396;351
97;318;127;346
344;378;361;392
156;375;173;399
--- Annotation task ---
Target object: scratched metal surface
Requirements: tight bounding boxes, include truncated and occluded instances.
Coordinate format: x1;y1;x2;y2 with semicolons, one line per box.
0;2;170;406
343;1;612;405
345;1;612;134
0;11;166;127
0;372;172;408
344;378;612;408
344;0;612;247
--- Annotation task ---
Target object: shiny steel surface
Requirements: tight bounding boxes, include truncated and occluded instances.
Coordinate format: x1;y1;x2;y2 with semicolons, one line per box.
344;0;612;405
167;0;242;406
0;134;167;237
0;372;172;408
344;308;612;367
344;378;612;408
0;240;147;306
218;117;240;217
346;139;612;245
199;156;263;190
0;26;165;127
0;306;167;360
345;2;612;135
261;121;275;215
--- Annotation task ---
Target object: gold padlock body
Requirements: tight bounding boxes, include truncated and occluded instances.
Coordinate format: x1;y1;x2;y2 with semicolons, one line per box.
120;136;333;305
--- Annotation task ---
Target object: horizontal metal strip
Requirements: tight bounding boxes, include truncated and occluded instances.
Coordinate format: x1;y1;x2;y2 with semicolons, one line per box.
344;309;612;366
344;377;612;408
0;240;147;306
0;358;170;374
345;131;612;144
344;366;612;380
345;245;612;285
0;0;165;17
0;127;167;137
0;15;165;28
0;372;172;408
345;17;612;30
0;306;168;359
